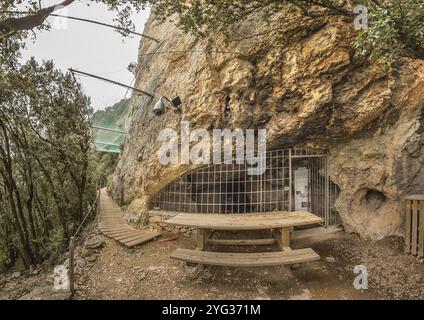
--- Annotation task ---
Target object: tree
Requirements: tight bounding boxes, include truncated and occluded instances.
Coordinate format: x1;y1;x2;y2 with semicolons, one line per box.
0;58;95;269
0;0;149;40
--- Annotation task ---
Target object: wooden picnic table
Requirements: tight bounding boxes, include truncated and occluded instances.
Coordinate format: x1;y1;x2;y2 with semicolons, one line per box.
165;211;323;267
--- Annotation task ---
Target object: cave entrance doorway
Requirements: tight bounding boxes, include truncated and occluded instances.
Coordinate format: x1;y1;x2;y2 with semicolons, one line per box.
152;148;341;227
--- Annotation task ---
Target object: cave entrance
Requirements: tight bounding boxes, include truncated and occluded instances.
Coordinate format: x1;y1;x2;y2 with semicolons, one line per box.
152;148;341;227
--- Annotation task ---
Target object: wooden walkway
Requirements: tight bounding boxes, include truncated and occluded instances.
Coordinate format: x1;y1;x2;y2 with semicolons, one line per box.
98;189;161;248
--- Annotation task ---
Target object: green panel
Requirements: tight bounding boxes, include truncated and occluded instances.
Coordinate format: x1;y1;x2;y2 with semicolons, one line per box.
91;99;130;154
95;143;121;154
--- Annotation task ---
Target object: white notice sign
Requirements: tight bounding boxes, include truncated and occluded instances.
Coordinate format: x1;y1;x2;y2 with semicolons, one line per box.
294;167;310;211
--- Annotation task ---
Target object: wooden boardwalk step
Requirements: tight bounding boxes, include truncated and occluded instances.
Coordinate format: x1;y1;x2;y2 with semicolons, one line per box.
114;232;150;241
105;230;137;237
170;248;320;267
122;231;162;248
207;238;277;246
99;227;133;232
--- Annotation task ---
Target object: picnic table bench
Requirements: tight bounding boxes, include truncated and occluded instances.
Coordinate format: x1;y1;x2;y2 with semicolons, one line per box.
165;211;323;267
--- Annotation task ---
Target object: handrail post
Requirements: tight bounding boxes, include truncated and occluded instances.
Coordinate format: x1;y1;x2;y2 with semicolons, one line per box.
69;236;75;296
97;180;102;215
66;180;102;298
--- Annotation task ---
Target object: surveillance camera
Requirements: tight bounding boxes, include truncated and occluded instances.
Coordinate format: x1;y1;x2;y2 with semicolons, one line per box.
153;98;165;116
153;96;183;116
170;96;182;110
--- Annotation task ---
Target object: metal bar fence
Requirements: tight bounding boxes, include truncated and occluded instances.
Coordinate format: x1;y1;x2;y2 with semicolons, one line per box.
152;148;341;227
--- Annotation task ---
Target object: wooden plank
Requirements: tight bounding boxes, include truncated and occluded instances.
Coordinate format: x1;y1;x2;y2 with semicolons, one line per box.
99;225;127;229
196;228;206;251
170;248;320;267
100;215;120;219
123;231;161;247
293;226;343;240
412;200;418;255
165;211;323;230
101;227;134;233
100;211;122;214
100;225;132;230
405;199;412;254
98;222;126;227
116;232;151;242
98;222;128;226
113;232;146;241
207;238;277;246
419;200;424;258
69;237;75;295
280;227;290;250
99;220;125;223
99;225;128;229
103;230;137;237
100;229;134;234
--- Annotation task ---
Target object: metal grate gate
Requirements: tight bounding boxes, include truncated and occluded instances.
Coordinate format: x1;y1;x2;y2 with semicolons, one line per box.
152;148;341;227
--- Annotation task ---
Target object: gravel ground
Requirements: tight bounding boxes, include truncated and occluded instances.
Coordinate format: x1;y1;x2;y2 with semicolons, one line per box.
73;230;424;300
1;230;423;300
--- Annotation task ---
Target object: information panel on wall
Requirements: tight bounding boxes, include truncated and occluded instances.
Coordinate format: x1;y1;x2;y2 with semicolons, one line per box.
294;167;310;211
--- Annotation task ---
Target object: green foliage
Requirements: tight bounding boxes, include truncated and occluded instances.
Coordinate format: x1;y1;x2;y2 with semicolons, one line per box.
45;228;66;262
0;245;6;264
0;57;96;269
354;1;424;66
91;152;119;188
2;1;424;66
2;1;423;66
150;0;424;65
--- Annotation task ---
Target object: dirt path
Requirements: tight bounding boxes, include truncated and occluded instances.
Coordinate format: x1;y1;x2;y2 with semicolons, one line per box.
74;230;424;300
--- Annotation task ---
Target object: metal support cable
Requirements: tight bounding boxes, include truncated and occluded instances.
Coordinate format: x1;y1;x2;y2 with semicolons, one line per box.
69;68;154;98
49;13;159;43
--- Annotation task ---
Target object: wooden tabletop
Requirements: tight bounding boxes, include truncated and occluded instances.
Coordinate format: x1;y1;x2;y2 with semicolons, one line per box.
164;211;323;230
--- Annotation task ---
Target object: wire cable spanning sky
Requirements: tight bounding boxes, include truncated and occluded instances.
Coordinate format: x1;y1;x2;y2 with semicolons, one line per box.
21;0;150;111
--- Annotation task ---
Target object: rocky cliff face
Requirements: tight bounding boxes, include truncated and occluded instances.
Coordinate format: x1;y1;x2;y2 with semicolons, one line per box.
110;8;424;240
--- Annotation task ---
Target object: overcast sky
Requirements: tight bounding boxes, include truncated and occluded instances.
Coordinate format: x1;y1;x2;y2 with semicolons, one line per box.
21;0;151;111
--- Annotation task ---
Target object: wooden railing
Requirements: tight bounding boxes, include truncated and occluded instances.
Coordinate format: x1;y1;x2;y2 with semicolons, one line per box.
404;195;424;258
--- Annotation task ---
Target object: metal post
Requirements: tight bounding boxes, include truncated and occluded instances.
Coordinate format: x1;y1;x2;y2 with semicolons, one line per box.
68;236;75;296
325;157;330;228
97;182;102;215
288;149;292;211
